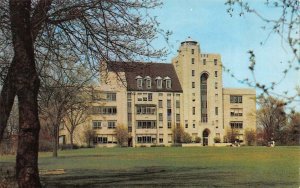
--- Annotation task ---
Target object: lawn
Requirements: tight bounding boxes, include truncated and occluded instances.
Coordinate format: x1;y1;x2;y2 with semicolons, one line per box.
1;146;299;187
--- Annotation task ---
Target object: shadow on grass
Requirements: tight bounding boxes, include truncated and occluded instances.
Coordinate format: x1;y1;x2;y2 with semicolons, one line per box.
41;167;236;187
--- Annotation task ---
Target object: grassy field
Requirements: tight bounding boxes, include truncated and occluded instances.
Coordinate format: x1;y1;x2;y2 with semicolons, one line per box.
1;146;299;187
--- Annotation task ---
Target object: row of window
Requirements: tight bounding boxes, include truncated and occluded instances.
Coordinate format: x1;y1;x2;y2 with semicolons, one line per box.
230;108;243;116
93;135;117;144
230;122;243;129
92;92;116;101
192;82;218;89
230;96;243;103
136;76;171;89
191;70;218;77
136;134;173;144
90;106;117;115
92;121;116;129
191;57;218;66
136;106;156;115
137;93;152;101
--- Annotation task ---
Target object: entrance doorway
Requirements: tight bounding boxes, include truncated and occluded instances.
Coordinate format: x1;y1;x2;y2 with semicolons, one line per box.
202;129;210;146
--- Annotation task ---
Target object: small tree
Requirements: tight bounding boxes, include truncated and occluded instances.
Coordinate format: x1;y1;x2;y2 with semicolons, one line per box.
83;127;96;148
226;128;240;143
115;125;129;147
245;129;256;146
183;132;192;143
214;137;221;143
173;126;185;143
195;136;201;143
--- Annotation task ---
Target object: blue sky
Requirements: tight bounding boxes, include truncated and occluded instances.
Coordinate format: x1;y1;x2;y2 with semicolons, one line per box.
150;0;299;108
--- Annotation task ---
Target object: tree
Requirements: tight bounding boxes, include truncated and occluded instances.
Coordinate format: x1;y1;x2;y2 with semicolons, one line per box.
257;96;287;145
225;128;240;143
0;0;168;186
114;125;129;147
83;127;96;148
244;129;256;146
64;97;88;149
287;112;300;145
39;60;93;157
173;126;185;144
224;0;299;109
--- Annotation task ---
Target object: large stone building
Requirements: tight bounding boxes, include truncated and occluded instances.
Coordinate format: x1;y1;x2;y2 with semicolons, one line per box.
59;38;256;147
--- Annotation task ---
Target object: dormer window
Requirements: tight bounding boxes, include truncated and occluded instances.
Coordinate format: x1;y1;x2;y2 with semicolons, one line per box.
164;77;171;89
144;76;151;89
136;75;143;88
155;76;162;89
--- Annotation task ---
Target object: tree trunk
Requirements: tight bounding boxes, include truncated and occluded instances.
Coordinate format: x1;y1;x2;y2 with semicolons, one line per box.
70;131;74;149
52;124;58;157
0;58;17;141
9;1;42;187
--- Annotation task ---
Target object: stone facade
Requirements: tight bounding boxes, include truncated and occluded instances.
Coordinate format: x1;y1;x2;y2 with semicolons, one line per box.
59;38;256;147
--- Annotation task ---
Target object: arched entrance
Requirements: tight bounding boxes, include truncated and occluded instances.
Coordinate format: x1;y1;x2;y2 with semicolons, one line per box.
202;129;210;146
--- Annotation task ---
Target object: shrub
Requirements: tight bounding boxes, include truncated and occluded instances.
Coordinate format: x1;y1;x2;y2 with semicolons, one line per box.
245;129;256;146
183;132;192;143
195;136;201;143
115;125;129;147
214;137;221;143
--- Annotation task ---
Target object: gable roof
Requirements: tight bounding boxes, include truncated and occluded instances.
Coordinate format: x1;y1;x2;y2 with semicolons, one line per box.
107;61;182;92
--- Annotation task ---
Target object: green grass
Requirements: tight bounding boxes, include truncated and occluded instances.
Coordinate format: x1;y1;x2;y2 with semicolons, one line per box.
1;146;299;187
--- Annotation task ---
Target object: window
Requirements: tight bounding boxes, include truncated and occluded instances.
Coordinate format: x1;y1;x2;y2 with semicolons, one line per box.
192;58;195;64
148;93;153;101
127;93;131;100
230;122;243;129
137;93;142;101
191;49;194;54
168;134;173;143
167;100;171;108
136;76;143;88
230;96;243;103
214;59;217;65
166;79;171;89
159;113;163;121
145;76;151;89
192;70;195;76
159;134;164;143
94;136;108;144
157;79;162;89
159;100;163;108
167;121;172;129
203;59;206;65
137;121;156;129
200;73;208;123
108;121;116;129
128;113;132;123
215;82;218;89
215;107;218;115
90;106;117;115
192;107;195;115
193;124;195;128
92;92;116;101
176;100;180;108
92;121;102;129
136;106;156;115
176;114;180;122
215;71;218;77
137;135;156;143
192;82;195;88
185;124;188;128
230;108;243;116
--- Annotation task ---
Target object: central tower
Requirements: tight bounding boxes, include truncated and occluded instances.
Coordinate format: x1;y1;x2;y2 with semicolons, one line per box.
172;37;224;145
